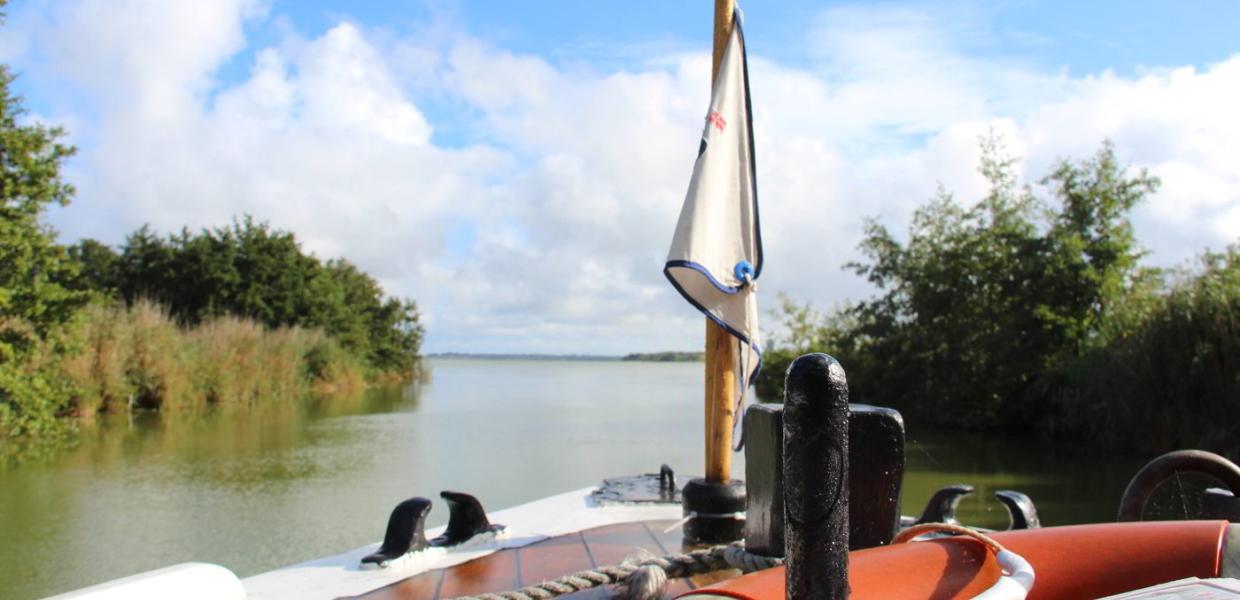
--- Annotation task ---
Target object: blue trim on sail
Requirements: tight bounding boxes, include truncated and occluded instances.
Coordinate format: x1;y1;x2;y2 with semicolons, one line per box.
665;260;744;295
662;263;763;387
735;8;764;280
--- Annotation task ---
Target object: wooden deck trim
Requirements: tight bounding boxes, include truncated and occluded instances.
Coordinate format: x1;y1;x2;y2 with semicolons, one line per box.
353;520;712;599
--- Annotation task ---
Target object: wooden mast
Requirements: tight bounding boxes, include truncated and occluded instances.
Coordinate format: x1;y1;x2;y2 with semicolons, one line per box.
704;0;737;484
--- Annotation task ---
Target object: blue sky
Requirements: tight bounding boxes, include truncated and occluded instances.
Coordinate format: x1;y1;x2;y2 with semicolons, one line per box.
221;1;1240;73
3;1;1239;354
28;2;1237;82
18;1;1238;147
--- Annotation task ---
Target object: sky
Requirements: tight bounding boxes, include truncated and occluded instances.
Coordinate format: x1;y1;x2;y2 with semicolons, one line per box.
2;0;1238;355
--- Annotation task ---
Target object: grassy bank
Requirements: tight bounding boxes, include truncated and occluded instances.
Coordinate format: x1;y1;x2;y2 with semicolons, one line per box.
1;300;389;457
61;301;369;417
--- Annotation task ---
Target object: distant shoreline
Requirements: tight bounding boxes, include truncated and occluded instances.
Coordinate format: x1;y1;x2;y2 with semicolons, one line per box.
620;351;704;362
428;351;703;362
428;352;619;361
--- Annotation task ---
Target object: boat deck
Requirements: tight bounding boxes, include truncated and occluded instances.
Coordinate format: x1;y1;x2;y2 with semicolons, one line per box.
351;520;737;599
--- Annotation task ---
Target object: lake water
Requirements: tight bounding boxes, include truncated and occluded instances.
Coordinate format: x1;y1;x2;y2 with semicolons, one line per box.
0;358;1154;599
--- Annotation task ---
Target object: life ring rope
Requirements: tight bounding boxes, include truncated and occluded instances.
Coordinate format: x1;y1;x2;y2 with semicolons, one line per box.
895;522;1036;600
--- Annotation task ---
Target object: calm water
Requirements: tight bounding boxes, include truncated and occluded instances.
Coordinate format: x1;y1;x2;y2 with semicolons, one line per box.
1;358;1151;599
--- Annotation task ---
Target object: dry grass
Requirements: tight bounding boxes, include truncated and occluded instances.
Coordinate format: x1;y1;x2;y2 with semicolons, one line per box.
62;300;366;414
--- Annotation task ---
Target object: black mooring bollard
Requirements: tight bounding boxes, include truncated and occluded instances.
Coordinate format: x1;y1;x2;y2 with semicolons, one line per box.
744;403;904;556
784;353;850;599
682;477;746;544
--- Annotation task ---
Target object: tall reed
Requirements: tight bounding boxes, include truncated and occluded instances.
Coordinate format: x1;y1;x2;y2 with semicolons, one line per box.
62;300;366;415
1051;249;1240;459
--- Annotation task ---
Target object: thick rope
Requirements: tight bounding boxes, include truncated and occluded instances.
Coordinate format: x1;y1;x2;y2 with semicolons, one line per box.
445;542;783;600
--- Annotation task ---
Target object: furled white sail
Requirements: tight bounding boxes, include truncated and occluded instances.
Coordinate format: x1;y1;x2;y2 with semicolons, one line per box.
664;9;762;446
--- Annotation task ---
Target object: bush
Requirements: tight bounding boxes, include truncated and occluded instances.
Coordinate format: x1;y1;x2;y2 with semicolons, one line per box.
766;138;1160;428
1052;248;1240;458
0;341;76;442
766;138;1239;455
754;347;795;402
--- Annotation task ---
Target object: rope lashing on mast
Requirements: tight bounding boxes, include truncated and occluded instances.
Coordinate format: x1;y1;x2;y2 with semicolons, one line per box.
445;542;783;600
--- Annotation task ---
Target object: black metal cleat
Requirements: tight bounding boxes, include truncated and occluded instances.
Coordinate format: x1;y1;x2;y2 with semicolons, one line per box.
659;464;676;500
431;491;504;547
915;484;974;525
995;490;1041;529
362;497;432;568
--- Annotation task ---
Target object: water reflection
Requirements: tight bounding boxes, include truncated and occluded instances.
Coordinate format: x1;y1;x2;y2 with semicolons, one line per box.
0;360;1167;599
0;384;423;599
904;429;1146;529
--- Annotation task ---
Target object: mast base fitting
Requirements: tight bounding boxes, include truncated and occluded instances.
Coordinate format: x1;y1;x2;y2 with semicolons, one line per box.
682;477;746;544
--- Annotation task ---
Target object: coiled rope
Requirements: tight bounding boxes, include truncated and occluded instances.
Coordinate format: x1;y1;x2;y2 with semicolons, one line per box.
446;542;783;600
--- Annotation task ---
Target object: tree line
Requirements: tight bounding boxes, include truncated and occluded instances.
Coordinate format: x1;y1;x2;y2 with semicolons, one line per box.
758;137;1239;459
66;219;423;375
1;10;422;446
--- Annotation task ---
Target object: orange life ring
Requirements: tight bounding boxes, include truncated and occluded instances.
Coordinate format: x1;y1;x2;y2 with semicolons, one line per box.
680;520;1231;600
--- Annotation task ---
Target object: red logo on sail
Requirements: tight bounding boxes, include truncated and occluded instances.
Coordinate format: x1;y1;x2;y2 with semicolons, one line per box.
707;111;726;132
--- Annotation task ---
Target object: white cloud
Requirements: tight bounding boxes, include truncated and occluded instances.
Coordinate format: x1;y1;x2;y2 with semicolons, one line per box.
10;1;1240;354
42;0;266;113
1017;60;1240;263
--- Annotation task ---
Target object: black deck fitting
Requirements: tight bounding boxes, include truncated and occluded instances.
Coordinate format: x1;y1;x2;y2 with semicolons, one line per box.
995;490;1041;529
361;497;432;568
915;484;974;526
744;403;905;557
682;477;746;544
592;468;685;505
432;491;502;547
744;403;785;557
845;405;904;549
783;353;850;600
659;464;676;498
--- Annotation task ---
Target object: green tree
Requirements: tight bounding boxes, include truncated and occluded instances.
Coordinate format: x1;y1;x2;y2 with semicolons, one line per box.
768;138;1159;427
1;3;88;439
756;294;864;401
1055;247;1240;457
104;217;425;375
65;238;121;294
115;224;175;306
309;259;423;373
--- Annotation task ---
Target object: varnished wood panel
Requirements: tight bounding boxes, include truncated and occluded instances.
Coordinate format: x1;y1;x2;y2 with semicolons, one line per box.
352;520;731;599
518;532;595;586
645;520;691;555
582;522;661;565
436;548;519;598
347;570;440;600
